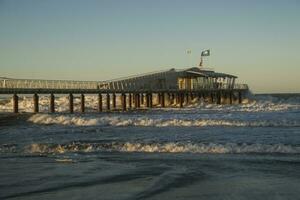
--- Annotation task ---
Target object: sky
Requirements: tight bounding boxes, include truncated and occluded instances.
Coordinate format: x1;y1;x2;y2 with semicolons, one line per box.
0;0;299;93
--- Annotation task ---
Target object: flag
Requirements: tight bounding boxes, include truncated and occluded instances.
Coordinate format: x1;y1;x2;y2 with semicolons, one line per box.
201;49;210;57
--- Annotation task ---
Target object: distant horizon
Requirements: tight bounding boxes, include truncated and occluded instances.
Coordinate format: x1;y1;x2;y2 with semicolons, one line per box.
1;0;299;93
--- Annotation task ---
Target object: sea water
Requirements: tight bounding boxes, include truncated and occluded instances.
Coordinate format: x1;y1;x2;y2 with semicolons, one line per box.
0;94;299;200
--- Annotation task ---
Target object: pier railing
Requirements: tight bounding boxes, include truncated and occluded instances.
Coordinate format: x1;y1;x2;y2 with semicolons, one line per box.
0;78;248;92
0;78;101;90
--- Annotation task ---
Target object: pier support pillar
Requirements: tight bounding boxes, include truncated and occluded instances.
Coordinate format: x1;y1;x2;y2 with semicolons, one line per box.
121;93;126;111
149;93;153;108
129;93;132;109
69;94;74;113
217;92;221;105
140;93;144;105
33;94;39;113
161;93;165;107
191;93;194;101
134;94;138;108
238;92;242;104
180;93;184;108
98;93;103;112
112;93;116;109
137;93;140;108
157;93;161;105
80;94;85;113
175;93;180;105
13;94;18;113
146;93;150;108
50;94;55;113
229;92;233;104
106;93;110;111
170;93;175;105
185;93;189;105
210;93;214;104
166;93;171;106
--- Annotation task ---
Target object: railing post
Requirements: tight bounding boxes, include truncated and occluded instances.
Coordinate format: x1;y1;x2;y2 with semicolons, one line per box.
33;93;39;113
50;93;55;113
13;94;18;113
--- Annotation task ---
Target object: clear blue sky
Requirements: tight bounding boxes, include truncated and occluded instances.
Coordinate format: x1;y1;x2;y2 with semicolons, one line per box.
0;0;299;93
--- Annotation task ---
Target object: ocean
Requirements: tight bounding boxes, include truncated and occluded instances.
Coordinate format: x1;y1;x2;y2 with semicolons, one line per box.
0;94;300;200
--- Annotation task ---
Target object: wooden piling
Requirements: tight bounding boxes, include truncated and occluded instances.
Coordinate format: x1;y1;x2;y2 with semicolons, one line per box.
98;93;103;112
129;93;132;109
80;94;85;113
180;93;184;108
13;94;18;113
149;93;153;108
157;93;161;105
69;93;74;113
217;92;221;104
121;93;126;111
33;93;39;113
175;93;180;105
190;93;194;101
185;93;189;105
50;93;55;113
229;92;233;104
171;93;175;105
238;92;242;104
137;93;140;108
166;93;171;106
134;93;138;108
146;93;150;108
112;93;116;109
161;93;165;107
106;93;110;111
140;93;144;105
210;93;214;103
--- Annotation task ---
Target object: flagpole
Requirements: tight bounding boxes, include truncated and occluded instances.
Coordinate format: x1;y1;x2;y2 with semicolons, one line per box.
186;49;192;67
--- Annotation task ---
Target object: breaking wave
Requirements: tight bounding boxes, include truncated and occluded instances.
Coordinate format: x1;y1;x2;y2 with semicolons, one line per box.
27;114;300;127
23;142;300;154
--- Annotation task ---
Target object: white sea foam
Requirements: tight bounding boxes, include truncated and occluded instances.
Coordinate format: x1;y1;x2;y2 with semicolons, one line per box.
24;142;300;154
27;114;300;127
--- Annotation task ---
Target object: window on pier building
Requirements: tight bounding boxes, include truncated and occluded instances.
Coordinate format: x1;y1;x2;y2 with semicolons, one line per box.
178;78;192;90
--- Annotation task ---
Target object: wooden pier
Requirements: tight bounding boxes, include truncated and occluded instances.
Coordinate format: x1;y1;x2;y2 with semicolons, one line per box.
0;67;249;113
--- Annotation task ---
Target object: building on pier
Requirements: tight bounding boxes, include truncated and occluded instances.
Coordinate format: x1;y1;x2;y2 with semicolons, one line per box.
101;67;248;91
0;67;248;91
